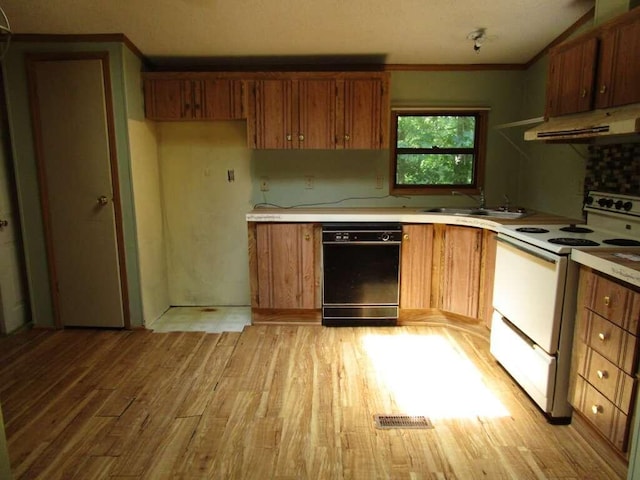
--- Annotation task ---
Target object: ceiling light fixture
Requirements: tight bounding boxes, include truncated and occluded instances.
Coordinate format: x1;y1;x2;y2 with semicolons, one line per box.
467;28;487;54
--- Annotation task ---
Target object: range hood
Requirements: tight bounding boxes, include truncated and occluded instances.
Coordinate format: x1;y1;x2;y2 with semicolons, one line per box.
524;103;640;142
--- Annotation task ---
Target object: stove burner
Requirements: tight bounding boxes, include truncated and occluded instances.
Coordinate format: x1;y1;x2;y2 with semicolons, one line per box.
560;224;593;233
548;237;600;246
603;238;640;246
515;227;549;234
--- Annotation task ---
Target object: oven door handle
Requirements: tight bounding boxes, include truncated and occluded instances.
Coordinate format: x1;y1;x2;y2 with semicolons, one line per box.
496;235;558;264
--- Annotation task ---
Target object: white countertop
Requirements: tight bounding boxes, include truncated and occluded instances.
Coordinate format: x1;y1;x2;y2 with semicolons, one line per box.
245;207;578;230
571;248;640;288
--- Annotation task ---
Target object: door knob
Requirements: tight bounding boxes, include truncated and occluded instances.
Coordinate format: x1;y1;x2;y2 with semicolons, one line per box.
97;195;109;206
0;219;7;228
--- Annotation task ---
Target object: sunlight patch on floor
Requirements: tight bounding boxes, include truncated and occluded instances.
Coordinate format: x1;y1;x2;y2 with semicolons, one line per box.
362;333;510;420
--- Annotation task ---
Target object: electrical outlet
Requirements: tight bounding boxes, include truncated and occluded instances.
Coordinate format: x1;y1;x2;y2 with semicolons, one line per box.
260;177;269;191
305;176;314;189
376;175;384;189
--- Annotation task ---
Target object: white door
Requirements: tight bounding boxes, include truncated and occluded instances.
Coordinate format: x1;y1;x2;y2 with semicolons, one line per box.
0;73;28;335
28;56;125;328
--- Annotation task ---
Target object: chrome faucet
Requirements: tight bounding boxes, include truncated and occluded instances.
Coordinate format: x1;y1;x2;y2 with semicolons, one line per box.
452;187;485;209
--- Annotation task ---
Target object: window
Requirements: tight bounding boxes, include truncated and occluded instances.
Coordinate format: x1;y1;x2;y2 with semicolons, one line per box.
390;109;488;195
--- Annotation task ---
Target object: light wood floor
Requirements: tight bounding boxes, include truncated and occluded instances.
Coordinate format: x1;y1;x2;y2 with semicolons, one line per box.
0;323;624;479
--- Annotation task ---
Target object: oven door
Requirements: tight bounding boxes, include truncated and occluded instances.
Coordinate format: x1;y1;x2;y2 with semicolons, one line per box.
492;234;568;354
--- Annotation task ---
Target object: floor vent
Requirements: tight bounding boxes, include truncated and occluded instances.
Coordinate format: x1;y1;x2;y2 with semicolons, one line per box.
373;414;434;429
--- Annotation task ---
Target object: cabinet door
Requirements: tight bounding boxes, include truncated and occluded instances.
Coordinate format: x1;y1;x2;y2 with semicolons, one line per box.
297;78;337;149
399;224;434;309
144;79;193;120
250;79;294;149
255;223;316;309
440;226;482;318
595;15;640;109
201;78;245;120
339;77;388;149
546;37;598;117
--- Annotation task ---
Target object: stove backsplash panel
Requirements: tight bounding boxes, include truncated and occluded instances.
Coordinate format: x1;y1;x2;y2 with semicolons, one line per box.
585;143;640;195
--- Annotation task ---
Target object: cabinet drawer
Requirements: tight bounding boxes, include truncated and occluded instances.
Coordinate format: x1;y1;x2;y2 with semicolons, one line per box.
581;347;635;414
583;269;640;334
573;376;629;452
583;309;636;373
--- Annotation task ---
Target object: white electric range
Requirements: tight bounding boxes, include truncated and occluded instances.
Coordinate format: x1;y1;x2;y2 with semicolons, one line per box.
490;191;640;422
499;192;640;255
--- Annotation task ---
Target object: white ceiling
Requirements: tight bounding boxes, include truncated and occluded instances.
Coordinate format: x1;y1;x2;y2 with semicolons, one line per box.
1;0;596;67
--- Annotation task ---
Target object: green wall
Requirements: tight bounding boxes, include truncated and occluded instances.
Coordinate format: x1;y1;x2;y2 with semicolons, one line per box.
2;41;144;328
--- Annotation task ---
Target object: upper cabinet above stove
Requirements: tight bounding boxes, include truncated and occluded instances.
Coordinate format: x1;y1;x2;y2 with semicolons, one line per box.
545;7;640;118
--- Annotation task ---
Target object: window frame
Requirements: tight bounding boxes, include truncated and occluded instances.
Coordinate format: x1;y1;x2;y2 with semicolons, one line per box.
389;108;488;196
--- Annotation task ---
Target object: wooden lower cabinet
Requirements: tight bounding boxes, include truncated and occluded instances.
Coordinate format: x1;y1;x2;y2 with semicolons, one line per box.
399;224;434;309
570;267;640;461
440;225;483;318
399;224;494;326
249;222;496;326
250;223;320;310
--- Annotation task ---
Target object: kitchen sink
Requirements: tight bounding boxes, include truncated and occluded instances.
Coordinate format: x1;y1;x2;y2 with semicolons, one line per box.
421;207;531;219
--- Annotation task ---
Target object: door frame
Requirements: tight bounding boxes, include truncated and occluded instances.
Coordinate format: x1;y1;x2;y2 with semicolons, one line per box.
25;51;130;329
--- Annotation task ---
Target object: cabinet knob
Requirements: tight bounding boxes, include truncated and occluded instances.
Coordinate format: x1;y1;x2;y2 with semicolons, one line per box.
591;404;603;415
304;233;310;241
580;89;587;98
604;296;610;306
403;233;409;241
600;84;607;94
286;134;292;141
596;370;608;379
299;134;305;141
598;332;608;342
344;134;350;141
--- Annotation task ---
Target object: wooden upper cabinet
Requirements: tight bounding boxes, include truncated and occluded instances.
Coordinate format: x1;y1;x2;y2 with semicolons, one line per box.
338;76;389;149
545;7;640;117
143;73;245;121
250;78;294;149
595;12;640;109
298;78;338;149
546;37;598;117
249;77;336;149
248;72;389;150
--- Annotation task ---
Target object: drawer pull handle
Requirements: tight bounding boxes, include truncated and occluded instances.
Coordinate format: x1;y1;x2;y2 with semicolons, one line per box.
597;370;608;379
598;332;608;342
304;233;310;241
604;296;610;306
592;404;603;415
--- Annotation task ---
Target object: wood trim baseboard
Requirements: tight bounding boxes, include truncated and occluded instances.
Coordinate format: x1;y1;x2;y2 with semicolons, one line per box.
251;308;322;325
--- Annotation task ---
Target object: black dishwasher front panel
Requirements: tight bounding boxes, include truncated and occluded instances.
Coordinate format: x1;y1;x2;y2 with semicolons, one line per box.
322;223;401;326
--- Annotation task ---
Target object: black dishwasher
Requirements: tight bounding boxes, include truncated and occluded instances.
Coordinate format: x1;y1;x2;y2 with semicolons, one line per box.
322;223;402;326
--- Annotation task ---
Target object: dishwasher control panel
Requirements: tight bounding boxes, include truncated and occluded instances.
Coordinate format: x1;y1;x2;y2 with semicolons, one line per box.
322;223;403;243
